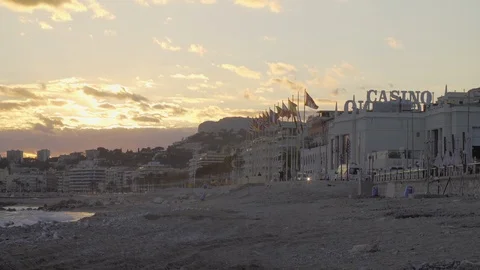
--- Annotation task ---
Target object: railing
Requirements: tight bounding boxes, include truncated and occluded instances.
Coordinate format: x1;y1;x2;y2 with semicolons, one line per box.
372;163;480;183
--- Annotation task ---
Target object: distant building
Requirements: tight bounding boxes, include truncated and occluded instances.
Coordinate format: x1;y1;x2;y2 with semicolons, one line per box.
6;150;23;164
85;149;100;160
37;149;51;162
67;167;106;193
188;151;230;179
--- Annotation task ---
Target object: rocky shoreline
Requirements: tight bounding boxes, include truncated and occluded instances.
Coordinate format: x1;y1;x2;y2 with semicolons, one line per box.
1;182;480;269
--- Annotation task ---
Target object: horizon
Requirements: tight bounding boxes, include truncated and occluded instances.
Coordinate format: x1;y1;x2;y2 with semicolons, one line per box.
1;0;479;154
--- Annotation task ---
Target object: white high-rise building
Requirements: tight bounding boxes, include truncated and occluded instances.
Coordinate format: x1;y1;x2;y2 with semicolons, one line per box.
6;150;23;164
37;149;51;162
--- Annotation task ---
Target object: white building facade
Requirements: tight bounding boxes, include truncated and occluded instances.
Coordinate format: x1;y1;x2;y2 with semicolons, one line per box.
37;149;51;162
236;87;480;182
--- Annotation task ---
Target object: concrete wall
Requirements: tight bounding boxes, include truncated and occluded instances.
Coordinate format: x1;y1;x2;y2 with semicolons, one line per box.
374;175;480;198
329;111;425;175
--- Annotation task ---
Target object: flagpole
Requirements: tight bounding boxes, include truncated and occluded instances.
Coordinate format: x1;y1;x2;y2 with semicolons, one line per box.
297;91;300;174
290;95;298;177
302;89;306;177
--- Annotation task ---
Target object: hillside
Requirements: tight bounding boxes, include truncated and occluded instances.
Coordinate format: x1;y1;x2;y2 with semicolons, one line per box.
197;117;250;133
159;128;248;168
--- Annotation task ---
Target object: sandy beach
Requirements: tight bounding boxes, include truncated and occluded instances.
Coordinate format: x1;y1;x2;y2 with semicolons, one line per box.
1;181;480;270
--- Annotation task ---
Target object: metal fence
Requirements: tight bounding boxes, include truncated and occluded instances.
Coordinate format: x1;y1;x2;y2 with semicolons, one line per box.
373;162;480;183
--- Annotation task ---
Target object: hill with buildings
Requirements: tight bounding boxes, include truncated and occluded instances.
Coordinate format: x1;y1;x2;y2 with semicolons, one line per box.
159;128;247;169
197;117;250;133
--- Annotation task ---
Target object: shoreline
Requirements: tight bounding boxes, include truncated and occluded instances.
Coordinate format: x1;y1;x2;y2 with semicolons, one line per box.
2;181;480;269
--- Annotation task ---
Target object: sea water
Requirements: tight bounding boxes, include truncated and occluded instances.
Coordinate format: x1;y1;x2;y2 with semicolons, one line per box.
0;206;94;227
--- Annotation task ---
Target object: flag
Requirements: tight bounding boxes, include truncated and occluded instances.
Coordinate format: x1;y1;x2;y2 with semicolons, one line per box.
282;102;291;119
269;108;279;124
288;99;298;115
305;90;318;109
275;105;283;116
249;118;257;132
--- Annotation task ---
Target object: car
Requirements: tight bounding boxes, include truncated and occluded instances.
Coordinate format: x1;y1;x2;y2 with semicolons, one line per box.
296;173;312;181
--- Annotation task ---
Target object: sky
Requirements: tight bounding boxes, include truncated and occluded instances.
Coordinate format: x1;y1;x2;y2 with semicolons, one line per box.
1;0;480;156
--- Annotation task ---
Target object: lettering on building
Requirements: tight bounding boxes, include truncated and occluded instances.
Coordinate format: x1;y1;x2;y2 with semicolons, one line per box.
343;90;433;112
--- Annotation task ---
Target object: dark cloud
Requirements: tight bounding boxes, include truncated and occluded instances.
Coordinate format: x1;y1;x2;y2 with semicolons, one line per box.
32;114;64;134
117;114;127;120
152;103;187;116
3;0;72;7
171;107;187;115
83;86;148;103
132;116;160;123
49;99;68;106
0;100;44;111
98;103;116;109
331;88;347;96
0;85;42;100
269;78;305;91
138;102;151;111
0;127;197;156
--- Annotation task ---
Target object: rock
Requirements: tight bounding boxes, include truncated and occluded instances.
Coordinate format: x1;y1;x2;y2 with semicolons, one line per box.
4;221;14;227
350;244;379;254
458;260;480;270
53;232;61;240
153;197;164;204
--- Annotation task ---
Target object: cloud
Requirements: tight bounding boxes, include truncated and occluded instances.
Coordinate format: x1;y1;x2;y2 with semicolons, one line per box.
170;73;209;80
87;0;115;19
263;36;276;42
0;100;45;111
135;0;216;6
18;16;33;23
135;77;157;88
266;62;296;76
220;64;261;79
0;77;262;131
188;44;207;56
49;99;69;106
38;21;53;29
385;37;403;50
234;0;281;13
0;128;197;156
243;88;266;102
104;29;117;36
331;87;347;97
263;77;305;92
195;106;259;120
0;0;114;21
152;103;187;116
98;103;116;109
187;81;223;91
153;37;181;51
306;62;357;90
0;85;42;100
31;114;64;134
82;86;149;103
132;115;161;123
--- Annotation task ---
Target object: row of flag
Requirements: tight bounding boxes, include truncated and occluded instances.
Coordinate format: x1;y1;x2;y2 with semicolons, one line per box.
249;89;319;133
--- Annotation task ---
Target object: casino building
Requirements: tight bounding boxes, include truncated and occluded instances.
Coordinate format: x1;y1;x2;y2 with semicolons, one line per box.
236;86;480;182
321;87;480;179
